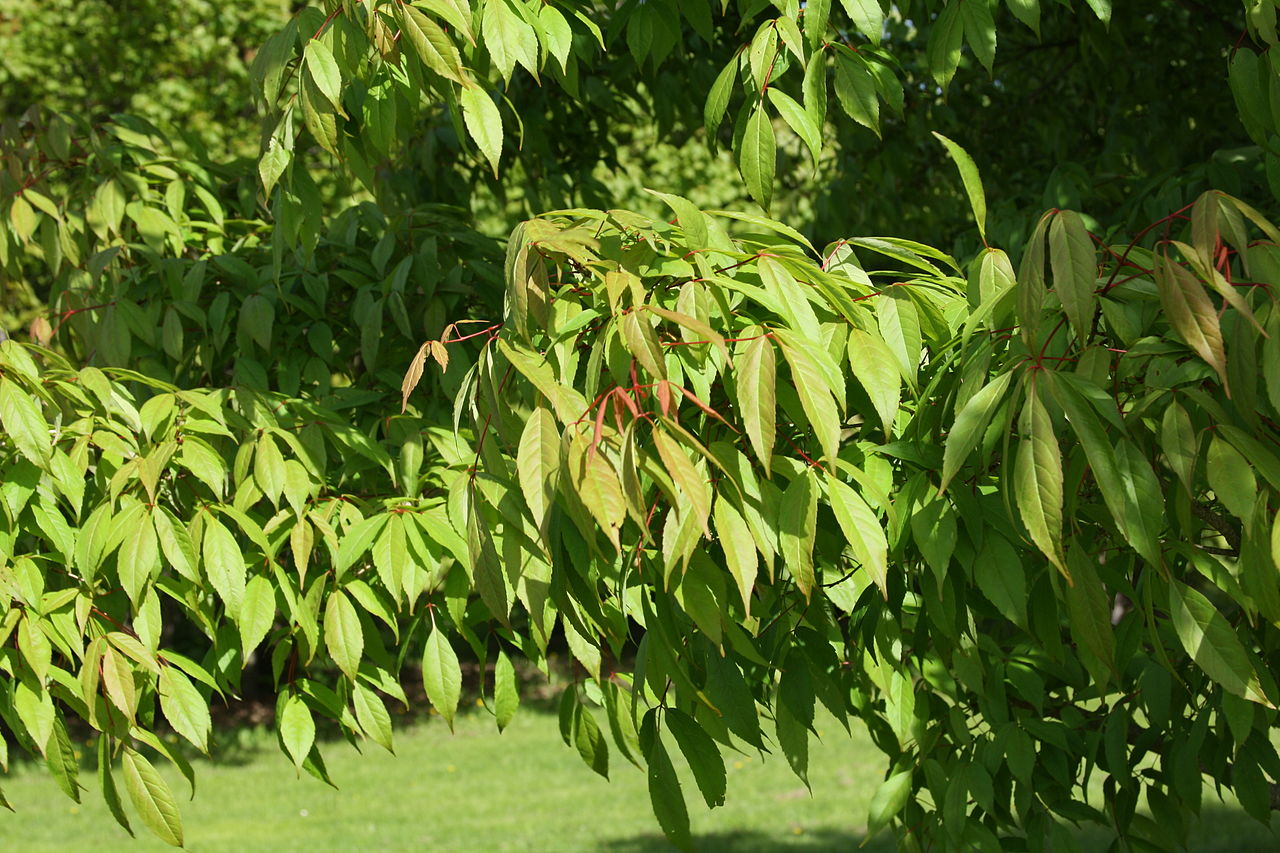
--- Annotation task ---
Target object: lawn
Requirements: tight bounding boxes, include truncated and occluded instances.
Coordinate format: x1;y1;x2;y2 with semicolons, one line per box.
1;706;1276;852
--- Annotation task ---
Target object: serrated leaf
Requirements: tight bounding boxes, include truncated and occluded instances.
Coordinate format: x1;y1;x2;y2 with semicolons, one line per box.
0;377;48;465
159;667;211;753
1155;250;1228;389
303;39;343;110
517;406;560;539
827;475;888;595
202;516;246;615
714;497;757;614
279;694;315;772
933;132;987;242
846;327;900;438
1015;387;1067;575
353;683;394;753
1169;581;1270;706
739;105;775;211
703;56;737;143
423;626;462;731
398;3;468;84
494;650;519;731
122;749;183;847
666;708;726;808
460;86;503;177
960;0;997;73
940;371;1013;491
779;470;818;598
776;331;841;466
867;769;913;837
239;574;276;658
768;88;822;168
646;727;693;852
1049;210;1098;343
254;432;286;507
324;589;364;681
736;334;776;470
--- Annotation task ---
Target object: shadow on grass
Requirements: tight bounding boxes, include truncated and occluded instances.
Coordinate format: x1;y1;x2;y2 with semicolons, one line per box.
602;806;1276;853
600;829;895;853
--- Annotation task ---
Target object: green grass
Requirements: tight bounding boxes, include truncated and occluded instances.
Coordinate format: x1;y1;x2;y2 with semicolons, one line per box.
1;708;1276;852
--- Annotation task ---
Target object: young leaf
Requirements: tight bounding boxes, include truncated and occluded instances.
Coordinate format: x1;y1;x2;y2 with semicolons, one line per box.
353;683;394;753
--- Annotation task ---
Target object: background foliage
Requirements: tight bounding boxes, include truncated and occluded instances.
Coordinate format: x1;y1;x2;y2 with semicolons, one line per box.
3;1;1280;851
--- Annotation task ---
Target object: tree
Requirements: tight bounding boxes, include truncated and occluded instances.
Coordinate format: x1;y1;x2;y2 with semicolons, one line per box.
2;2;1280;851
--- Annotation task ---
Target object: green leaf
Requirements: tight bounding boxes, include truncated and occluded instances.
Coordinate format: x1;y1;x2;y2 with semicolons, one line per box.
666;708;726;808
1064;545;1116;683
516;406;560;539
202;515;246;615
494;650;519;732
739;105;775;211
98;739;133;836
1155;250;1228;389
926;2;964;89
779;470;818;599
0;377;49;465
279;694;315;772
834;51;879;135
846;327;900;438
839;0;884;45
776;330;841;466
303;39;343;110
121;749;183;847
652;428;711;538
960;0;997;74
940;370;1013;491
932;132;987;242
1006;0;1040;36
867;769;913;837
827;475;889;596
1169;580;1270;706
714;497;758;614
459;86;503;177
299;71;340;155
735;334;776;470
1015;386;1067;575
159;667;211;753
703;56;737;143
768;89;822;168
254;432;286;507
1160;400;1198;493
353;683;394;753
1207;435;1257;522
397;3;469;84
423;625;462;731
1049;210;1098;343
324;589;364;681
645;722;693;852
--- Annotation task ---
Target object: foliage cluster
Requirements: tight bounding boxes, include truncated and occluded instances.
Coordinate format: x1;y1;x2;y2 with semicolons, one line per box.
2;2;1280;852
